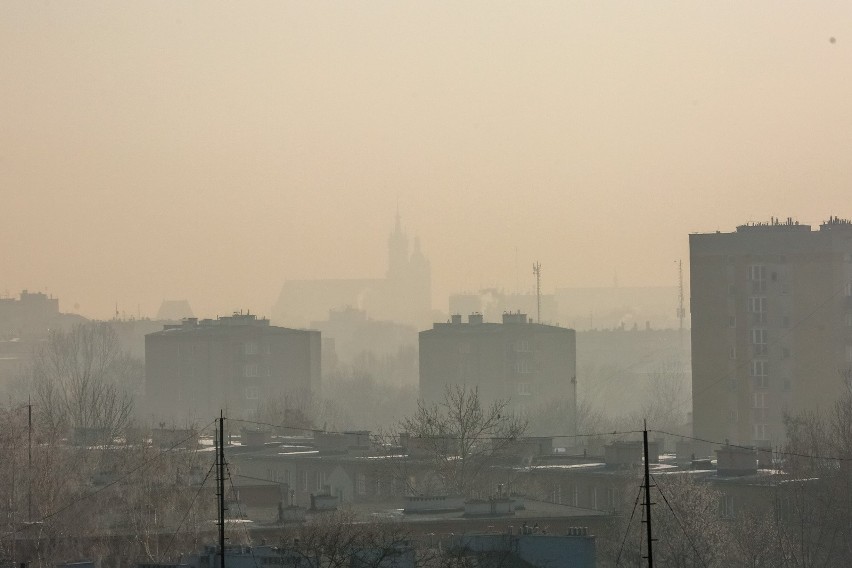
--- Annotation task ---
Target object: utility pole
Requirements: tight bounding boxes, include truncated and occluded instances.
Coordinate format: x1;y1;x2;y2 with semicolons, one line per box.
216;411;226;568
28;397;32;523
643;420;655;568
532;262;542;323
677;259;686;339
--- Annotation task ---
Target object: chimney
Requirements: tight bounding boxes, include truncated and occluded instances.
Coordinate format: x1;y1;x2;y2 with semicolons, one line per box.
451;314;462;324
468;313;483;325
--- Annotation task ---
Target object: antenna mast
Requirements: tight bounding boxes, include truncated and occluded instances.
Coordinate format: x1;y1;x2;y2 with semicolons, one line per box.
677;260;685;336
643;420;655;567
532;262;542;323
216;411;226;568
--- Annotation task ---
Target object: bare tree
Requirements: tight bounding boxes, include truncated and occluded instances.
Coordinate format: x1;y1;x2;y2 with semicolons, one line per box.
281;509;416;568
395;385;527;496
29;323;136;444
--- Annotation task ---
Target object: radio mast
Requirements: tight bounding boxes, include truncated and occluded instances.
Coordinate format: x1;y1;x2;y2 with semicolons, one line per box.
532;262;542;323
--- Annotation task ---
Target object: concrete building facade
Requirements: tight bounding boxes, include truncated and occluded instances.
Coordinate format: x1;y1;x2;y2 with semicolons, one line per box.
419;313;576;426
145;313;320;422
690;217;852;447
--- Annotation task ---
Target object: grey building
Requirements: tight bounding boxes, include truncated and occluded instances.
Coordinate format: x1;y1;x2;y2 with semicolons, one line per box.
145;313;320;422
419;313;576;426
690;217;852;448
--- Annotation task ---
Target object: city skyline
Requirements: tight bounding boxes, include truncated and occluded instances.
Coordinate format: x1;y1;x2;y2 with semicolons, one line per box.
3;2;851;319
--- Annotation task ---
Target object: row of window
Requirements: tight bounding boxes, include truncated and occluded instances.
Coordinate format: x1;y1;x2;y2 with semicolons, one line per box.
243;364;273;377
176;341;274;356
458;340;535;354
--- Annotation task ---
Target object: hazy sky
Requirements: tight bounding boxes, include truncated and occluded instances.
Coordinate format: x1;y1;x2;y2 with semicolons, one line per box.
3;2;851;320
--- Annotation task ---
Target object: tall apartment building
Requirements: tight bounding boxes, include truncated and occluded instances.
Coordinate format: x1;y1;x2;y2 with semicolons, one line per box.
419;312;576;431
690;217;852;447
145;313;321;422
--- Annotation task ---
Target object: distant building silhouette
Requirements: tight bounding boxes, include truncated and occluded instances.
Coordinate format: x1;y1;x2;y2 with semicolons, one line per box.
450;289;558;325
156;299;194;320
691;217;852;448
272;214;431;328
556;286;683;331
419;312;576;430
145;313;320;422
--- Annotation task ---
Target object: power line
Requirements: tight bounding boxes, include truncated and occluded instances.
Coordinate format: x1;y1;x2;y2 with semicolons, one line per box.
158;460;216;563
224;462;260;568
650;474;708;568
2;419;216;540
651;429;852;463
615;485;643;567
228;417;643;441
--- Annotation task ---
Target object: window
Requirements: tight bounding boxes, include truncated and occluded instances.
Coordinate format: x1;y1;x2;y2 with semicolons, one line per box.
751;329;767;344
754;375;769;389
244;342;259;355
245;387;259;400
730;345;737;360
357;473;367;496
514;340;531;353
782;347;790;359
749;265;766;281
458;342;472;354
514;359;531;374
729;377;737;392
244;364;259;377
264;343;272;354
752;329;768;356
721;495;735;519
749;297;767;313
846;344;852;364
728;408;738;422
728;315;736;327
752;360;768;377
846;313;852;327
783;378;791;392
753;391;767;409
846;281;852;297
301;471;308;491
750;265;767;292
753;423;768;441
517;382;531;395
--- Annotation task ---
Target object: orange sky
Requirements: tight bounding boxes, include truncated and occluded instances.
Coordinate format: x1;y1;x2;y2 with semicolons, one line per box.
2;2;852;320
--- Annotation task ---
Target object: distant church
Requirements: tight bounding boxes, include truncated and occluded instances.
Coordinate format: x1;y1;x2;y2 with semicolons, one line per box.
272;214;432;329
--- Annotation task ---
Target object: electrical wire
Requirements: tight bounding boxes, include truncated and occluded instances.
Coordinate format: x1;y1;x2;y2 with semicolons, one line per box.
651;473;708;568
614;485;643;567
2;419;216;540
224;461;260;568
157;460;217;563
651;429;852;463
228;417;643;441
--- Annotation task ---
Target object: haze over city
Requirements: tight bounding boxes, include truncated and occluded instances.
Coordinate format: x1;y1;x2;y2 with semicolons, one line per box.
3;2;852;319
